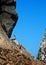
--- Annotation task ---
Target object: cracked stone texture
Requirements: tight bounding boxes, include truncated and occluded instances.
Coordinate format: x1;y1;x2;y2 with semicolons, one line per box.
37;30;46;63
0;46;45;65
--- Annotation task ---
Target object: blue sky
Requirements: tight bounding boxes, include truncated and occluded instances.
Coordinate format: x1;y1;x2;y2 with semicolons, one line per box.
11;0;46;58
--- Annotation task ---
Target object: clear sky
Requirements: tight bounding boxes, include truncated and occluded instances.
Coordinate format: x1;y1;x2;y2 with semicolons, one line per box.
11;0;46;58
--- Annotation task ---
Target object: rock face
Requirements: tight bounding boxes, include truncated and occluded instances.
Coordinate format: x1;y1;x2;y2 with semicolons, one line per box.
0;24;12;49
0;47;32;65
0;0;46;65
37;30;46;63
0;47;46;65
0;0;18;38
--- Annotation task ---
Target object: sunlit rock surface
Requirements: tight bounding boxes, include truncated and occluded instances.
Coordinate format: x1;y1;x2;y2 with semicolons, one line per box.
0;24;11;49
37;30;46;63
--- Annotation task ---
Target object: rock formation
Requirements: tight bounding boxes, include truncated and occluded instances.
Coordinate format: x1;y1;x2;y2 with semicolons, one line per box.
0;0;18;38
37;29;46;63
0;0;46;65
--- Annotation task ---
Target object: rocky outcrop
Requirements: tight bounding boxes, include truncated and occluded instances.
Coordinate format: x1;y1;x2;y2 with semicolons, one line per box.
0;0;46;65
0;47;32;65
37;30;46;63
0;26;45;65
0;47;46;65
0;0;18;38
0;31;45;65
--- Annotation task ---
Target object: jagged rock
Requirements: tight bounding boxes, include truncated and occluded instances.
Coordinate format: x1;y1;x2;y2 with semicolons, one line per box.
0;47;45;65
0;0;46;65
0;0;18;38
0;47;32;65
37;29;46;63
0;24;45;65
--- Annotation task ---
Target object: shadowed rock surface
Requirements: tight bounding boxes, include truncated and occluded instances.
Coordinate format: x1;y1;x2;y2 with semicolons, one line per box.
0;0;18;38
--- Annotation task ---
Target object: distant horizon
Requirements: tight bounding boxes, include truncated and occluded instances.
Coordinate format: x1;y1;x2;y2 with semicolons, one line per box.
11;0;46;58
